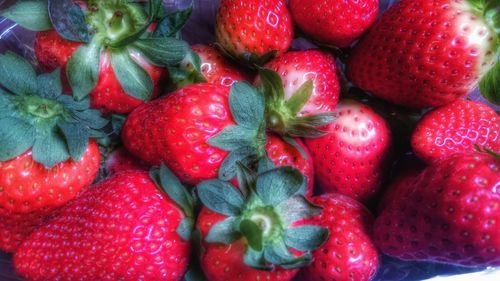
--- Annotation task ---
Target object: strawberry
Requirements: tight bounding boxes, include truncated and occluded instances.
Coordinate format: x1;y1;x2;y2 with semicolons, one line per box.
196;164;328;281
257;50;340;137
4;0;194;114
216;0;294;64
289;0;379;48
104;147;149;176
377;170;422;213
304;99;392;203
122;82;314;196
374;152;500;267
0;52;105;251
297;193;380;281
347;0;499;108
14;167;195;281
192;44;251;86
411;99;499;164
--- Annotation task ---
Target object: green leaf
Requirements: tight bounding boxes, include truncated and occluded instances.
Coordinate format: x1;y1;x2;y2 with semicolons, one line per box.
208;125;256;151
66;41;102;100
0;1;52;31
57;121;90;161
156;164;193;217
277;196;322;225
257;156;275;173
264;239;312;268
257;67;285;101
133;37;189;67
154;5;193;37
197;180;245;216
256;167;304;205
235;161;256;197
72;110;108;129
240;219;263;251
177;217;194;241
57;95;90;111
0;52;37;96
284;225;329;252
0;118;36;161
205;217;241;244
111;50;153;101
229;82;265;129
244;247;272;271
285;80;314;115
290;113;336;127
37;69;62;99
48;0;89;42
32;129;70;168
218;146;255;180
480;61;499;105
286;124;329;138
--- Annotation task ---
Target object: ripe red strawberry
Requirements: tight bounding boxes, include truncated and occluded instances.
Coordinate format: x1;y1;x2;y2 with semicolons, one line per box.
347;0;498;108
377;170;422;213
196;164;328;281
14;167;195;281
374;152;500;267
123;83;314;195
216;0;294;64
192;44;251;86
7;1;193;114
0;52;105;251
104;147;149;176
304;99;392;203
297;193;380;281
412;99;499;164
289;0;379;47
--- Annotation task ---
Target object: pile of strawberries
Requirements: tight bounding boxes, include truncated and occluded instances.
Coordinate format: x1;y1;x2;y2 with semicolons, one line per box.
0;0;498;280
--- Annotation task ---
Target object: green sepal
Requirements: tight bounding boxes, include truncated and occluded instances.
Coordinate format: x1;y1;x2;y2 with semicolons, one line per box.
48;0;90;42
32;129;70;168
0;1;52;31
257;67;285;102
133;37;189;67
197;179;245;216
284;225;329;252
208;126;257;151
277;196;322;226
154;5;193;38
111;50;153;101
257;156;276;173
111;114;127;135
256;167;304;205
58;121;91;161
235;161;257;197
177;217;195;241
474;144;500;158
264;239;310;268
229;82;266;130
0;117;36;161
240;219;263;251
285;80;314;115
282;136;307;159
480;61;499;105
72;109;109;129
244;247;272;271
205;217;241;244
37;69;62;99
218;146;256;180
67;40;102;100
0;51;37;96
240;50;278;66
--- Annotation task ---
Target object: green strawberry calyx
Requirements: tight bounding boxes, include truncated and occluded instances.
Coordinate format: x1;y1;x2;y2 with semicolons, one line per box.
197;162;329;270
150;164;196;241
0;52;108;168
257;67;336;138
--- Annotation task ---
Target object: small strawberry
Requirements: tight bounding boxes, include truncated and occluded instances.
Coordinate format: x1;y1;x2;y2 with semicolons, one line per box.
289;0;379;47
104;147;149;176
374;152;500;267
216;0;294;64
122;83;314;195
0;52;105;251
412;99;499;164
297;193;380;281
304;99;392;203
14;166;195;281
348;0;499;108
3;0;194;114
192;44;251;86
196;164;328;281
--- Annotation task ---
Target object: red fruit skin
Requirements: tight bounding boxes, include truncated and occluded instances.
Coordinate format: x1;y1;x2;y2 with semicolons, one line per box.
297;193;380;281
347;0;497;108
192;44;251;86
289;0;379;47
411;99;499;164
34;30;166;114
104;148;149;176
14;171;190;281
262;50;340;116
123;84;314;188
216;0;293;58
374;152;500;267
377;170;422;214
197;208;298;281
305;100;392;203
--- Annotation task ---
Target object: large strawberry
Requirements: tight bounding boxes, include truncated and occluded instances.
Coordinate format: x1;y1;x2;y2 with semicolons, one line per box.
14;167;194;281
412;99;499;164
104;147;149;176
304;99;392;203
289;0;379;48
374;151;500;267
122;82;314;195
0;52;105;251
348;0;499;108
196;163;328;281
216;0;294;65
297;193;380;281
1;0;194;114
